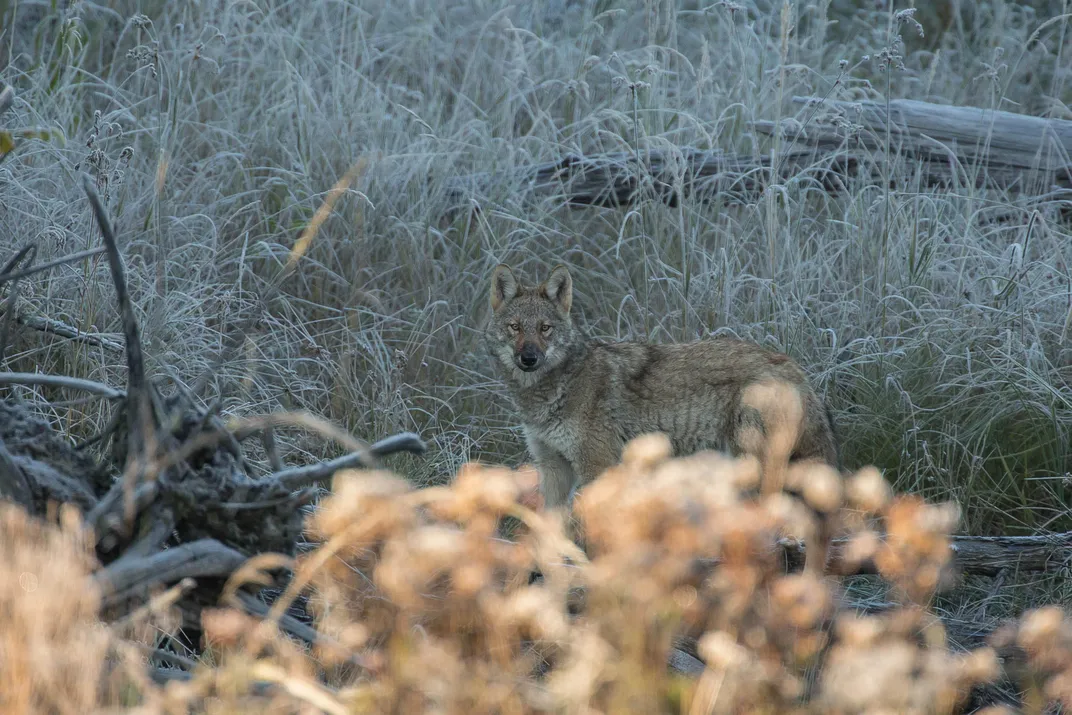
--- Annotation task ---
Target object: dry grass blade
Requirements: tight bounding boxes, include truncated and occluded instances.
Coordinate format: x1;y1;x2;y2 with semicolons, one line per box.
248;662;349;715
187;157;371;401
226;410;377;453
285;157;370;275
0;84;13;115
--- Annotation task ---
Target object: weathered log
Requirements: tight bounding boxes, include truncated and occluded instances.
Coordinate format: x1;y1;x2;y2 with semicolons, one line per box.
444;97;1072;213
0;398;109;507
445;147;859;210
94;538;250;608
768;95;1072;174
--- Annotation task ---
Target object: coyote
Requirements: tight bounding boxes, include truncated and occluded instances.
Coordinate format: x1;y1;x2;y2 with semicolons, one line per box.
484;263;841;513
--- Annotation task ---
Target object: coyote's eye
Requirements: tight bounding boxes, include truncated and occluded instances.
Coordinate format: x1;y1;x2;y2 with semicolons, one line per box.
540;324;552;335
508;322;520;333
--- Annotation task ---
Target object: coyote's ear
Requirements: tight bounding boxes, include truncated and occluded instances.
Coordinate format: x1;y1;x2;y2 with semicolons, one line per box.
490;264;519;312
543;265;573;314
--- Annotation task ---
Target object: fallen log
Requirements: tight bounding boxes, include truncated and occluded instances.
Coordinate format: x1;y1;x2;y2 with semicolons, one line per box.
765;95;1072;174
443;97;1072;213
444;146;862;210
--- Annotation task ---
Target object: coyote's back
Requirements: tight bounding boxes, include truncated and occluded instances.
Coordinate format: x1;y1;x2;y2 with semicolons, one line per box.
483;263;840;514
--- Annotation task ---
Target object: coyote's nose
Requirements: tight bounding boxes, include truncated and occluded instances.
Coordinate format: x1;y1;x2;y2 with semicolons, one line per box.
517;344;541;371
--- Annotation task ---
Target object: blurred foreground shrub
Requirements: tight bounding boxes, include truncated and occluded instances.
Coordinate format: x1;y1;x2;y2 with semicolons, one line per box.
3;433;1071;714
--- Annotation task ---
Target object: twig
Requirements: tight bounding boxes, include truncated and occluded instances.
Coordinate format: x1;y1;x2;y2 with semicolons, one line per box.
148;666;193;685
81;175;149;416
263;431;427;491
0;371;125;399
668;646;706;676
0;246;107;287
232;591;372;672
140;645;200;673
0;244;37;365
262;426;284;472
219;488;316;511
11;312;124;353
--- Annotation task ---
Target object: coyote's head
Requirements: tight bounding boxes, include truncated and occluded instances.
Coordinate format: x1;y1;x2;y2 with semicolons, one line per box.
485;264;581;383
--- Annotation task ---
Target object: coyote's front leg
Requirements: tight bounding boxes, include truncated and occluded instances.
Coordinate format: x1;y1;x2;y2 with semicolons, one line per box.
525;432;576;512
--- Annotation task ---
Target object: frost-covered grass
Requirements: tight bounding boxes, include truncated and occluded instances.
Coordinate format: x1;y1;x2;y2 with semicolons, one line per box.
1;0;1070;542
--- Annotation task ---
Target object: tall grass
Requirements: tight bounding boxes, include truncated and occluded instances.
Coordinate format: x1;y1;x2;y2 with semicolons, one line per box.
1;0;1071;541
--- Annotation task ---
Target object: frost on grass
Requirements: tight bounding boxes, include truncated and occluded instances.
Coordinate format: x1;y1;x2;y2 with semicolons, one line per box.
1;0;1070;533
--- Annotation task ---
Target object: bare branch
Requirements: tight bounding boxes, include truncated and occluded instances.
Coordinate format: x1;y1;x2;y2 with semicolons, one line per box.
264;431;427;491
82;175;154;456
122;508;177;559
142;646;199;673
262;426;284;472
0;246;107;287
152;411;404;481
12;313;124;353
668;647;705;676
0;244;36;279
82;174;158;541
233;591;372;673
0;371;125;399
94;538;250;608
